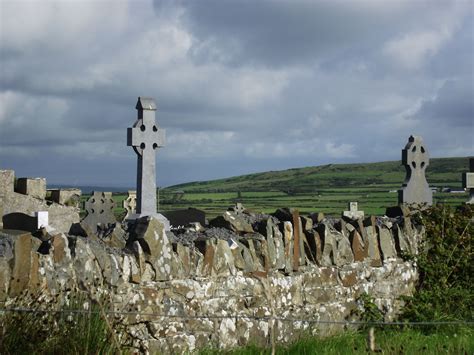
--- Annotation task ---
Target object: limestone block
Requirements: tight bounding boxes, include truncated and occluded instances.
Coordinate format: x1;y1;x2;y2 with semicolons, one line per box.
264;218;277;268
201;239;216;276
320;227;336;266
246;239;266;274
272;224;286;269
214;239;236;276
73;238;103;289
2;191;79;233
0;170;14;198
51;233;70;264
133;217;172;281
334;232;354;266
0;232;14;300
339;269;358;287
394;224;409;254
9;231;41;297
236;240;261;273
350;230;368;262
379;227;397;260
365;226;383;267
283;221;293;272
209;211;254;233
102;223;127;249
16;177;47;200
50;188;81;207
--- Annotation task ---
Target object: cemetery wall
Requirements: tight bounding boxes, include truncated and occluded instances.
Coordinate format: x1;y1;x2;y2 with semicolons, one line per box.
0;210;422;353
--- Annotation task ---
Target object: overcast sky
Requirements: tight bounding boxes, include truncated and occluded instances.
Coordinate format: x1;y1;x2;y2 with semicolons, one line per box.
1;0;473;188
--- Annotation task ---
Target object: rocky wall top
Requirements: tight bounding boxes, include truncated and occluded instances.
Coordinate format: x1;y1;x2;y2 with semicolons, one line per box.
0;206;423;353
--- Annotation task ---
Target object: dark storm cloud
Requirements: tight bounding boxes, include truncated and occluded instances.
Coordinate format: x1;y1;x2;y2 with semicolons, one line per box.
1;0;473;187
162;0;459;68
416;79;474;127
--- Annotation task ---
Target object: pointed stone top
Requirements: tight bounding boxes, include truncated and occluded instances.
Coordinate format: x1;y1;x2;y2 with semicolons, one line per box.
136;97;157;111
407;135;423;144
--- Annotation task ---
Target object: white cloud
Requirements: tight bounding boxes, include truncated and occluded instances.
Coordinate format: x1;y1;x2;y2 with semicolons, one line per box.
383;29;453;70
0;0;472;186
165;129;236;158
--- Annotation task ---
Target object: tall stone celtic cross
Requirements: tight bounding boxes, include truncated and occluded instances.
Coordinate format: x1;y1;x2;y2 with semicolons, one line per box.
398;135;432;205
127;97;169;228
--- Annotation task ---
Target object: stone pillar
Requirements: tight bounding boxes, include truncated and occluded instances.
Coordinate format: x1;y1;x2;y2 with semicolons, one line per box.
0;170;15;228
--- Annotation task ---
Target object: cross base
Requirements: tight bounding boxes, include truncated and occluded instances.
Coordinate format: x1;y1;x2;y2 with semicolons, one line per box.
125;213;171;231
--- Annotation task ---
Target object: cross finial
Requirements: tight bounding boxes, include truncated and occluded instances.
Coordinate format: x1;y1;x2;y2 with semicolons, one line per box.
136;97;157;111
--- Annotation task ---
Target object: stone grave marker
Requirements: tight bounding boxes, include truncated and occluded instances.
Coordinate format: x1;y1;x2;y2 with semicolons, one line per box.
123;190;137;219
342;202;364;220
81;191;116;231
398;135;432;205
127;97;170;230
462;157;474;204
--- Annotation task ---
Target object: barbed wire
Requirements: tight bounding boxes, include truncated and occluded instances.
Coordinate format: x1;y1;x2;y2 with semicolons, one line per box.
1;307;472;326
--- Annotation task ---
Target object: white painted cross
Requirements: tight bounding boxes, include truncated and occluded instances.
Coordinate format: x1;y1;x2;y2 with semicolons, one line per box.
127;97;169;229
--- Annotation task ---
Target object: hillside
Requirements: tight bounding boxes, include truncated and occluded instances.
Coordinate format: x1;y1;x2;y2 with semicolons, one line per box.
157;157;470;217
164;157;469;193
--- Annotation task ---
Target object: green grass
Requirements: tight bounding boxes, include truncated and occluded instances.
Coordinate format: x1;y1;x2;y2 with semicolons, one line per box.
79;157;470;219
201;327;474;354
167;157;468;193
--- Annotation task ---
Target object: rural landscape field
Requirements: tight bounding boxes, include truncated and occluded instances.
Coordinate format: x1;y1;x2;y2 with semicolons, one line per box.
82;157;470;219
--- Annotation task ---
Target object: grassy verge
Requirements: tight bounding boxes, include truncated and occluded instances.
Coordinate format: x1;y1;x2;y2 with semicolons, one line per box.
201;327;474;354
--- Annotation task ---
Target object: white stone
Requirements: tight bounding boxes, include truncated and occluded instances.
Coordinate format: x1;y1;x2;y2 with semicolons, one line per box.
36;211;48;228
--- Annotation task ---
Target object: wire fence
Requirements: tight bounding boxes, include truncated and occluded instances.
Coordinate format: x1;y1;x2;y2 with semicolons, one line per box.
1;307;473;327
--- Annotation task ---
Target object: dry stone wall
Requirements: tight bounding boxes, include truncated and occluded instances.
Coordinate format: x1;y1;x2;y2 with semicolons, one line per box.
0;206;422;353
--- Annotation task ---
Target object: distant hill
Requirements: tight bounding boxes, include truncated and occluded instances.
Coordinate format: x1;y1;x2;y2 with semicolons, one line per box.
49;185;132;194
164;157;470;193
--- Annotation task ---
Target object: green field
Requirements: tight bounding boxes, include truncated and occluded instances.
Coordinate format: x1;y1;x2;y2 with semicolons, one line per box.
81;157;470;219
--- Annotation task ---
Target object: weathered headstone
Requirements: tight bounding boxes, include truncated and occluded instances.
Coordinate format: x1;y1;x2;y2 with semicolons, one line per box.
342;202;364;220
122;190;137;220
127;97;169;230
462;157;474;204
16;177;47;200
398;135;432;205
81;191;116;231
